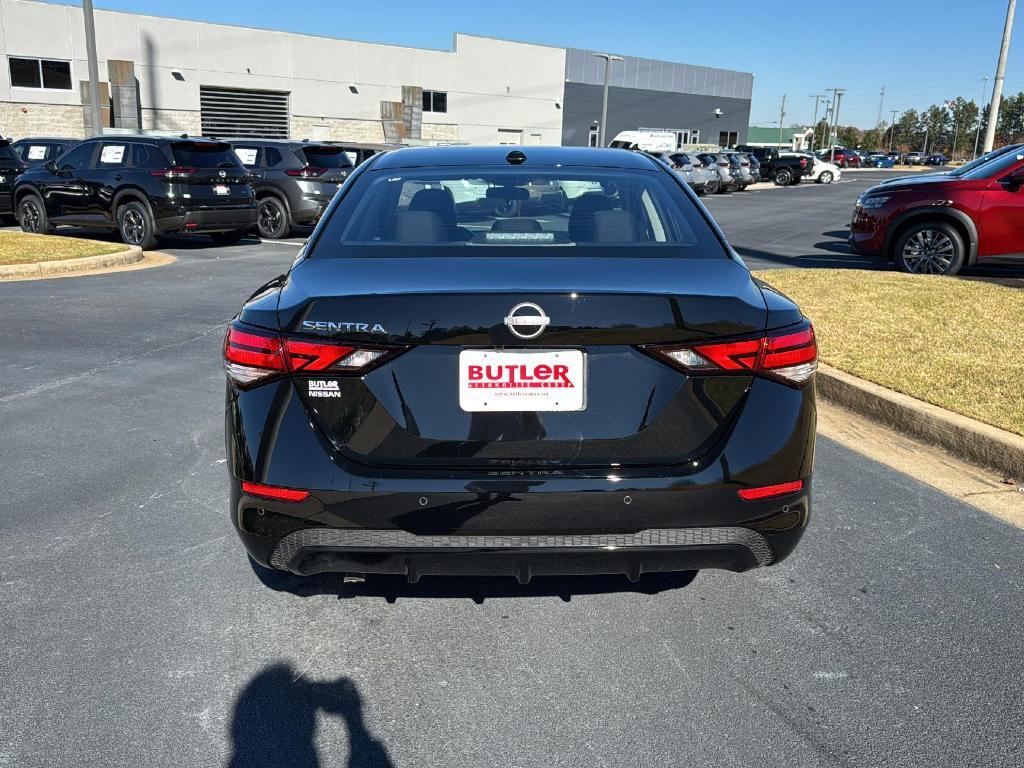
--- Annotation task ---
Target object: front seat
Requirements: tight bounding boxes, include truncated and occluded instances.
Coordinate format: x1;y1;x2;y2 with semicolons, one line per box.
408;188;467;241
567;193;615;242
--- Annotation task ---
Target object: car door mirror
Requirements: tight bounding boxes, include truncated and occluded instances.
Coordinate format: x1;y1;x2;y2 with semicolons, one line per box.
1001;169;1024;190
44;159;58;173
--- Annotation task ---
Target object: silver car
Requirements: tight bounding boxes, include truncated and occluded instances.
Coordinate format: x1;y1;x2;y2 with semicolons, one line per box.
696;152;739;193
722;152;755;190
648;150;716;195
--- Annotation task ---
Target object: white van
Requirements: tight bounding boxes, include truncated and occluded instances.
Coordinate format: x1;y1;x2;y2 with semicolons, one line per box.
608;130;677;153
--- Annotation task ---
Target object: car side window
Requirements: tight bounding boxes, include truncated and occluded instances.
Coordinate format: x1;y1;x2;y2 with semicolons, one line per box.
234;146;260;168
97;142;129;168
264;147;284;168
131;144;162;168
55;142;96;171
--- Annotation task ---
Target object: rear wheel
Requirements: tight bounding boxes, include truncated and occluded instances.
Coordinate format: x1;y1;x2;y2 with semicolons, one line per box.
774;168;793;186
117;200;159;250
704;177;720;195
18;195;52;234
257;196;290;239
894;221;965;275
818;171;834;184
210;230;246;245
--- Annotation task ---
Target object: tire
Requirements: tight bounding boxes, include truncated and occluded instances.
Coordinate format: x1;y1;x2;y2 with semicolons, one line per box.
116;200;159;250
893;221;965;275
788;176;801;186
818;171;834;184
774;168;793;186
704;177;720;195
17;194;53;234
257;196;290;239
210;230;246;245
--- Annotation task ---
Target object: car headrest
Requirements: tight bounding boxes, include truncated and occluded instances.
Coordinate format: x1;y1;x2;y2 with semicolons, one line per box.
393;210;447;243
568;193;615;242
409;188;457;232
592;209;639;242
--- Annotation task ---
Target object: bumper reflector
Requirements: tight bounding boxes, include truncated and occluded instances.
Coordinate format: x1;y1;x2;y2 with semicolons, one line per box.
241;481;310;503
737;480;804;501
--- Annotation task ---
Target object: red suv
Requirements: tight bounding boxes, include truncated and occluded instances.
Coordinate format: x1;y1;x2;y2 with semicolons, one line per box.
850;148;1024;274
827;148;862;168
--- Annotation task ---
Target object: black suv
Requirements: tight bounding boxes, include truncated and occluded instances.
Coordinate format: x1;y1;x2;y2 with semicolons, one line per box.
12;137;79;167
225;140;354;239
0;139;29;221
13;136;256;249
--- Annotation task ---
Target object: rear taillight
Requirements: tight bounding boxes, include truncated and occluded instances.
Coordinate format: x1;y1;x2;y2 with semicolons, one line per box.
799;158;808;168
646;323;817;386
150;165;196;179
285;166;327;178
223;322;401;388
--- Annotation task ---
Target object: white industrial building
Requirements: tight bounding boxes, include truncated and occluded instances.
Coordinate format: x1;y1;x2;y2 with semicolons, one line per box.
0;0;752;147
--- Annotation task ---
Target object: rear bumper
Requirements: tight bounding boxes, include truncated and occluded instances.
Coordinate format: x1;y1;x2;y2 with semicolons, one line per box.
261;526;782;580
157;205;257;233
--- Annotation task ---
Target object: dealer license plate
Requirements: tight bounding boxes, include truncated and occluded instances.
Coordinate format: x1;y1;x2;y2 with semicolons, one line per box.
458;350;586;412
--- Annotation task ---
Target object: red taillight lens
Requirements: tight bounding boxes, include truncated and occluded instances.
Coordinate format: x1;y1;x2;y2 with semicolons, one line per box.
150;165;196;179
647;323;817;386
241;481;310;502
223;322;400;388
737;480;804;501
285;166;327;178
799;158;807;168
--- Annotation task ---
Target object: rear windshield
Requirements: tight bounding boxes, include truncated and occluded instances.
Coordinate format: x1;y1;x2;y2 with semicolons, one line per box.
296;145;354;169
312;166;723;257
169;142;240;167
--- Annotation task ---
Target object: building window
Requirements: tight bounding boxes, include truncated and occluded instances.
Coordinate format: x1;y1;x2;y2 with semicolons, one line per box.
675;130;689;149
9;57;72;90
719;131;738;148
691;130;700;144
423;90;447;113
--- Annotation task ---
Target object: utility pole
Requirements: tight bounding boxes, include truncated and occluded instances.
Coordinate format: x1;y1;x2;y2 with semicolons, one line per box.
83;0;103;136
594;52;623;147
974;76;990;159
809;94;825;152
819;100;832;150
888;109;899;151
777;94;787;149
876;85;886;127
829;88;845;163
923;126;929;155
983;0;1016;152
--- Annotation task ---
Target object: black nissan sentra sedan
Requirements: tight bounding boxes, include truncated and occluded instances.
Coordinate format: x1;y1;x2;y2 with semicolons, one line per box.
224;146;817;584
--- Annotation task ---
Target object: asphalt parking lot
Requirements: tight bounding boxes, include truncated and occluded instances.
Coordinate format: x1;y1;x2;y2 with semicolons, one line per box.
2;173;1022;767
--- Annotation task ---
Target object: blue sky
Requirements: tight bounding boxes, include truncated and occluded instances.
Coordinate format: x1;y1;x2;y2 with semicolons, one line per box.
56;0;1021;128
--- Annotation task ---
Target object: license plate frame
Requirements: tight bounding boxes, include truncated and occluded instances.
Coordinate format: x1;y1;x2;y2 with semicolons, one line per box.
213;184;230;196
458;349;586;413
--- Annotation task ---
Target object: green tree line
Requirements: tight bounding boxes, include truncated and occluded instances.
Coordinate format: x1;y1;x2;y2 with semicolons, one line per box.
807;91;1024;158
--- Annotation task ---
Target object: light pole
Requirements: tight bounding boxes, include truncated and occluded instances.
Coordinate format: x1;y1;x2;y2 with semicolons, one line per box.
923;126;929;155
983;0;1016;152
83;0;103;136
888;109;898;152
593;53;623;147
829;88;845;164
809;94;825;153
974;76;989;159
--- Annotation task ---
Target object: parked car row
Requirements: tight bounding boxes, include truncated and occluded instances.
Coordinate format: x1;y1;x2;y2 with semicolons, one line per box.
647;146;825;194
0;134;398;248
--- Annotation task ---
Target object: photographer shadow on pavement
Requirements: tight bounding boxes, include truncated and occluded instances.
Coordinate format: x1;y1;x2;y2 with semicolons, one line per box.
249;555;699;603
228;663;394;768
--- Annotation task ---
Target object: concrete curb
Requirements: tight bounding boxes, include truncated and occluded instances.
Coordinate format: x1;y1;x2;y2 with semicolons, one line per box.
0;245;143;279
817;363;1024;480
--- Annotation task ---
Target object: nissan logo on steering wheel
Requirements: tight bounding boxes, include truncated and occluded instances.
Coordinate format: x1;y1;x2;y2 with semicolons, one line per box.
504;302;550;340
